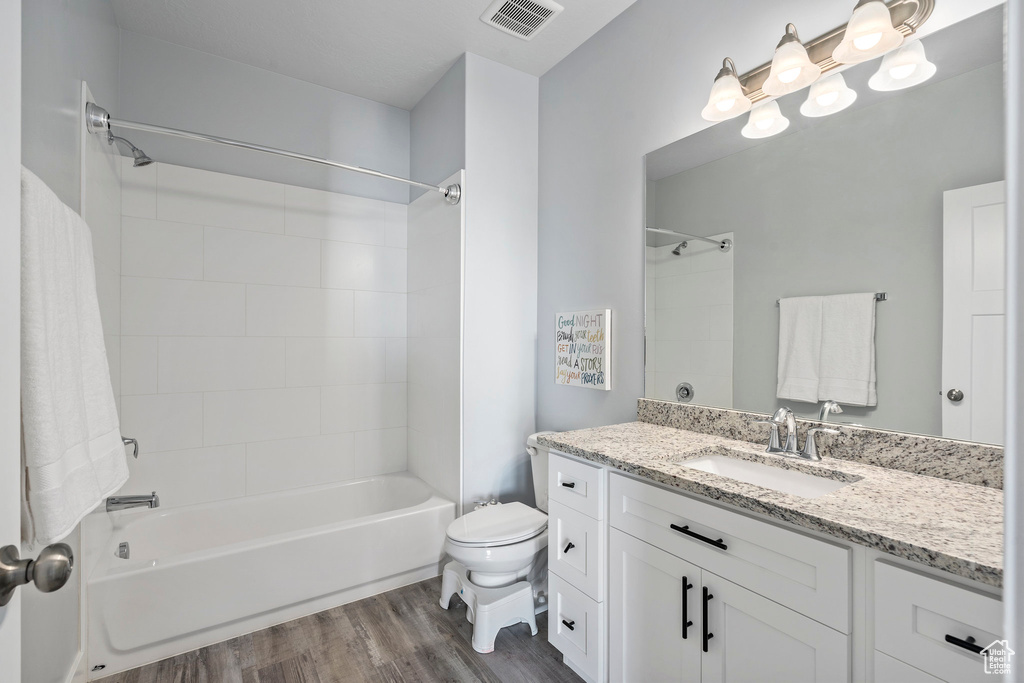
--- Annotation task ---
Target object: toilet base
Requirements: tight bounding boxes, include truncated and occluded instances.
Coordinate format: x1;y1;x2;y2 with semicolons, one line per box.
438;561;543;654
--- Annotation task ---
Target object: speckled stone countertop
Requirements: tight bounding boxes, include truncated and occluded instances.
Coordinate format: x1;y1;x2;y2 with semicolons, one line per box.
538;422;1003;588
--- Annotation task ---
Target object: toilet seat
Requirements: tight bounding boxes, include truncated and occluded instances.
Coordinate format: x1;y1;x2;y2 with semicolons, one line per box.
445;502;547;548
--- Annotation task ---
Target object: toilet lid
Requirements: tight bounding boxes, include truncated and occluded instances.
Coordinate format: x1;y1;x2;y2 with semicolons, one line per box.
446;502;548;546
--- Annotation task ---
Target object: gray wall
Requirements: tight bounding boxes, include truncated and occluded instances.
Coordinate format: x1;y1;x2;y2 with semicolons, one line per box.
118;31;411;204
536;0;1002;433
653;63;1004;436
410;57;466;202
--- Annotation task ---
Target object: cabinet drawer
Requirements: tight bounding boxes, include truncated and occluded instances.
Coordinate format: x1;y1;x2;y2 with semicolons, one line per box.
549;452;605;520
609;473;850;633
874;651;943;682
874;561;1002;683
548;500;604;601
549;572;605;682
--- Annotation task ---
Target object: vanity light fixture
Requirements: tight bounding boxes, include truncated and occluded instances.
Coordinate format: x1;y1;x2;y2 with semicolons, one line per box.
868;40;936;91
832;0;905;64
800;73;858;117
741;100;790;139
701;58;752;122
761;24;822;97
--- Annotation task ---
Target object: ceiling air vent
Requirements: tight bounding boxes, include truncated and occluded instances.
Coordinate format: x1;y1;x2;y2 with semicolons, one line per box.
481;0;564;41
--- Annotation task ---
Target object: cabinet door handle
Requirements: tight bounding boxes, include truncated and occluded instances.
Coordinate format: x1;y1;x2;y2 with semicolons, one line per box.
561;481;576;489
681;576;693;639
702;587;714;653
562;619;575;631
563;541;575;553
670;523;728;551
944;634;983;655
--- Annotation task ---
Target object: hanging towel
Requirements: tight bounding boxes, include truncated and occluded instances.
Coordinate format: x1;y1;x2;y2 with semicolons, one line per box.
819;293;877;406
776;296;823;403
20;167;128;546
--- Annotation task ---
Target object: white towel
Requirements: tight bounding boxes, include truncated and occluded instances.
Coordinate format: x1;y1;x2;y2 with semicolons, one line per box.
20;167;128;546
819;293;877;406
776;296;823;403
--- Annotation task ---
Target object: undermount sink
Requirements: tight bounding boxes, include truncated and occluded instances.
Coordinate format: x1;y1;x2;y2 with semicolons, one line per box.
682;454;851;499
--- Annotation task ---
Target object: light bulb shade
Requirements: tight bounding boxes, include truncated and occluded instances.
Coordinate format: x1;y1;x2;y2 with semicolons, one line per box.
832;0;905;64
800;73;858;117
701;70;752;122
868;40;936;91
762;26;821;97
741;100;790;139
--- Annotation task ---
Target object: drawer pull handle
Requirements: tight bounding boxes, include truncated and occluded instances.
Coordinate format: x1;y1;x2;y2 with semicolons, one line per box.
945;634;983;655
702;587;714;653
670;523;728;551
562;619;576;631
682;576;693;639
563;541;575;553
561;481;576;489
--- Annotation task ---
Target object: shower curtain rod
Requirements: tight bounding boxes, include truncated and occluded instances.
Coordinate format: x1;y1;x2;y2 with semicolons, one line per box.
645;227;731;250
85;103;461;205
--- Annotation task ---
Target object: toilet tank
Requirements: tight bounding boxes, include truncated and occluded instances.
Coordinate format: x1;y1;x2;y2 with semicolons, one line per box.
527;431;557;513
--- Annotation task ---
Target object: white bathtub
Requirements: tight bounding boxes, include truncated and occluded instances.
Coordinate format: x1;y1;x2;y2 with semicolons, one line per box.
85;473;455;677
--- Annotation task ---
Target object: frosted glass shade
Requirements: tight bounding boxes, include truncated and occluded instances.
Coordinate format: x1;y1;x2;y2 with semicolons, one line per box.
800;73;858;117
833;0;905;64
868;40;936;91
701;71;752;122
741;100;790;139
762;29;821;97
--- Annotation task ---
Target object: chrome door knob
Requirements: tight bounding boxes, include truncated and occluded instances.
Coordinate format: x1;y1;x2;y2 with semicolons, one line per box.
0;542;74;606
946;388;965;402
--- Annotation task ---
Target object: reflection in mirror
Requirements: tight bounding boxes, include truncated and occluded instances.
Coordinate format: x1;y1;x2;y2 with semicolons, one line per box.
644;7;1005;444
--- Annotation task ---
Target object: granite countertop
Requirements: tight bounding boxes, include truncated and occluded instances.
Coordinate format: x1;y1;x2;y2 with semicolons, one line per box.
538;421;1003;588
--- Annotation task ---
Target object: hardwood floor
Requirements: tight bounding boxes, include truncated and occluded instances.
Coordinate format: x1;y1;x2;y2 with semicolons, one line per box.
99;577;582;683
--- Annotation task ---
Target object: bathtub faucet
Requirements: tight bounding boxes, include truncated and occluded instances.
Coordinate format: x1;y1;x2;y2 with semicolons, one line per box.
106;492;160;512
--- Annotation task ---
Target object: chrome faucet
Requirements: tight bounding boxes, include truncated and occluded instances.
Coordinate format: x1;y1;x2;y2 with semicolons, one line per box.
755;408;839;461
818;400;844;422
106;492;160;512
773;407;800;455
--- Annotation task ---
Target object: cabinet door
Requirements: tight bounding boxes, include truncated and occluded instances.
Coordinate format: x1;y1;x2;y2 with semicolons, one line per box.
701;573;849;683
609;529;701;683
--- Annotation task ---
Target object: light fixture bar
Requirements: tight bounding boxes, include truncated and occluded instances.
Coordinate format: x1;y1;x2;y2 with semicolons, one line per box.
737;0;933;104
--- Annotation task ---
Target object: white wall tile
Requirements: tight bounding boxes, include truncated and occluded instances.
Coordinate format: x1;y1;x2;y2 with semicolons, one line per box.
320;241;406;292
121;336;159;396
354;291;407;337
408;234;460;292
204;226;320;287
284;184;387;244
385;338;407;383
160;337;286;393
353;428;407;477
158;163;285;233
122;158;157;219
120;393;204;454
104;334;120;407
120;445;246;508
286;338;385;387
384;203;408;248
122;277;245;336
121;217;204;280
95;262;120;336
321;383;407;434
203;387;320;446
690;340;733;377
246;285;354;337
245;434;355;494
408;284;460;339
708;304;733;341
654;306;710;341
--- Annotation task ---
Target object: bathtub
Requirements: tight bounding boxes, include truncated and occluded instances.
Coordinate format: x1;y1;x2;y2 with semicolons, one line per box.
85;473;455;677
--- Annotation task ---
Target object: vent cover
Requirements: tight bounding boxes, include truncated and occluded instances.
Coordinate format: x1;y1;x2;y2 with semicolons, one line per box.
481;0;564;41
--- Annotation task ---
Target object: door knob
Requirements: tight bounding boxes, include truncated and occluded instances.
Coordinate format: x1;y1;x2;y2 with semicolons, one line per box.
0;543;74;606
946;388;965;402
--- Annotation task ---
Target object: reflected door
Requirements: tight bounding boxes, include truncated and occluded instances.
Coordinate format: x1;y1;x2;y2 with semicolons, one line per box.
942;181;1006;444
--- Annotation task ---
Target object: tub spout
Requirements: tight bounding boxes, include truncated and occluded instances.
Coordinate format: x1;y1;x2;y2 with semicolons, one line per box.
106;492;160;512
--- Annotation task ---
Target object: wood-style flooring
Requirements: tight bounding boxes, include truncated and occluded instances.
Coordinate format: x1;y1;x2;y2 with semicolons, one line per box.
99;576;582;683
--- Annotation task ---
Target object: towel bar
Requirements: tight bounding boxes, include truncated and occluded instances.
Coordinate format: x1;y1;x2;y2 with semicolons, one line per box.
776;292;887;306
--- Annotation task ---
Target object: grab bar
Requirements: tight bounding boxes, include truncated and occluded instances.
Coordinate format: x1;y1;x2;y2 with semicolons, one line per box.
122;437;139;459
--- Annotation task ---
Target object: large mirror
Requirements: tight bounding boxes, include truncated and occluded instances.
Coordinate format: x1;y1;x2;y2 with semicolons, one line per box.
644;6;1005;444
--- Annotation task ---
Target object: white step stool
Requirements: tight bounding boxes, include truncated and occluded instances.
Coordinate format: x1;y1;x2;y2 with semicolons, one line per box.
438;561;540;653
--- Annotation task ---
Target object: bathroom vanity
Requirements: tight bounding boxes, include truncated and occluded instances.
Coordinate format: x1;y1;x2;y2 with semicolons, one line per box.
540;401;1003;683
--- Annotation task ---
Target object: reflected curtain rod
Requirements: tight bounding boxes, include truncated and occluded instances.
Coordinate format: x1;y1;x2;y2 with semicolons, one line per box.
646;227;732;251
85;103;461;205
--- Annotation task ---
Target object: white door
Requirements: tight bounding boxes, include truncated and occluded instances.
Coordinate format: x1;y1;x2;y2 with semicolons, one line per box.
942;182;1006;444
0;0;22;676
609;529;701;683
700;573;848;683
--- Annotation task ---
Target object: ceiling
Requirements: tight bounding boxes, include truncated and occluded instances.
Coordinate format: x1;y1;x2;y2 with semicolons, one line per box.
110;0;637;110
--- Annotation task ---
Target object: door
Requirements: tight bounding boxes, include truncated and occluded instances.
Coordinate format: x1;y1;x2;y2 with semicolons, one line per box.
0;0;22;676
942;182;1006;444
700;573;848;683
609;529;701;683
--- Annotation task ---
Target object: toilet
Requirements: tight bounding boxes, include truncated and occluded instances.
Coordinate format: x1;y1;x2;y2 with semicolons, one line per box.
439;432;555;653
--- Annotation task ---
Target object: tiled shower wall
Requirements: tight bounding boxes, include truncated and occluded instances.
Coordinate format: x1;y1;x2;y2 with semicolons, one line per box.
116;161;409;507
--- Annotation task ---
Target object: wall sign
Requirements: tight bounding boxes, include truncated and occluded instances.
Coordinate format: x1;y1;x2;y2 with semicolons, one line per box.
555;309;611;390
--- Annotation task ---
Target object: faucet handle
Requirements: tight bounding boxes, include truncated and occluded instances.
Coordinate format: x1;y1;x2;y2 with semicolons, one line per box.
802;428;839;460
753;420;782;452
